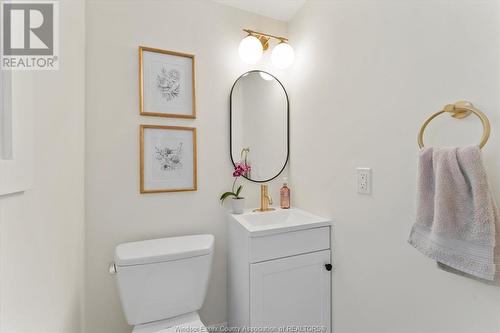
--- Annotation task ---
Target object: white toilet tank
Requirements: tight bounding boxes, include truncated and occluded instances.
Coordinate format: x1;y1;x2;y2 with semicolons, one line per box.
113;234;214;326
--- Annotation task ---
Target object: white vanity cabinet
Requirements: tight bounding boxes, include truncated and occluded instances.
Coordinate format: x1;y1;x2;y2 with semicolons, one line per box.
227;209;332;333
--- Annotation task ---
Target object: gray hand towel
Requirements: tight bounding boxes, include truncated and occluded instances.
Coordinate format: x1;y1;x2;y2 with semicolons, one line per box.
408;145;499;281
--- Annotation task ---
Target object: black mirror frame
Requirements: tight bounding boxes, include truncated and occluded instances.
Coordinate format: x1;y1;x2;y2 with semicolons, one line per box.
229;70;290;183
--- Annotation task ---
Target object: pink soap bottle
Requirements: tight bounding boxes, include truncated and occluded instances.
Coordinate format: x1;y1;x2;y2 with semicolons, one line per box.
280;177;291;209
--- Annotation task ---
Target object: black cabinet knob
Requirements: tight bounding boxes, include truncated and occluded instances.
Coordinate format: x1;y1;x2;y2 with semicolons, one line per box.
325;264;332;271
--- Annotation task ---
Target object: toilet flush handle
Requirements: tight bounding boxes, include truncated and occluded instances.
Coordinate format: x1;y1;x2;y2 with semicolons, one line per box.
108;262;117;275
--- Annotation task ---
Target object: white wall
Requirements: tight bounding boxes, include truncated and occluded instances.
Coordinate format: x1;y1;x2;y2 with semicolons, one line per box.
84;1;287;332
288;0;500;332
0;0;86;332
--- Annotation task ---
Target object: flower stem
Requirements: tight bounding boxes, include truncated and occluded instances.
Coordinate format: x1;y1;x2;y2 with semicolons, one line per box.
232;177;238;194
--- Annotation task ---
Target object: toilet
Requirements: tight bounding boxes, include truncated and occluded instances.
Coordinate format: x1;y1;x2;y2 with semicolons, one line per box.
111;234;215;333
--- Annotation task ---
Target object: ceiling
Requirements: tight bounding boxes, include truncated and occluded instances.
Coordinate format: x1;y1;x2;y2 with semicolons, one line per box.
213;0;306;22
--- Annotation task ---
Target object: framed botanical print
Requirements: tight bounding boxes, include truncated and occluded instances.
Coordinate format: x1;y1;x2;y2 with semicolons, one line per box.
140;125;197;193
139;46;196;118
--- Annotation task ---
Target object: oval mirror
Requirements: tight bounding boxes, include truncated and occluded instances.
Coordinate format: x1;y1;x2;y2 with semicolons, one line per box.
230;70;289;182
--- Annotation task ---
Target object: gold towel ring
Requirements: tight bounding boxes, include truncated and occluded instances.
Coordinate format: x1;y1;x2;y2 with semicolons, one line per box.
418;101;490;149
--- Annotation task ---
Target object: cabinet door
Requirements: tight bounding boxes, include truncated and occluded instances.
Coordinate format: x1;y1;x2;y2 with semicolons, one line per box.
250;250;331;332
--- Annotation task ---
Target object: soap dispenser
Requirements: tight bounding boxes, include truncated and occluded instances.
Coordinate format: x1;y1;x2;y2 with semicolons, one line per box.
280;177;290;209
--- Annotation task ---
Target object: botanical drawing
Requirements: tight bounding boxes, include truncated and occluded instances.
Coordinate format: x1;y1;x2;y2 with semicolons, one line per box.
156;67;181;101
154;142;183;171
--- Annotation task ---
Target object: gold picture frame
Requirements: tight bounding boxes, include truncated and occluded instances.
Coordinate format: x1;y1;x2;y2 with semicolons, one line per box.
139;46;196;118
140;125;197;193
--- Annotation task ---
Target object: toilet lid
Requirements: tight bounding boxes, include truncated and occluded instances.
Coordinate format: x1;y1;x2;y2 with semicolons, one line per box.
154;319;206;333
116;234;214;266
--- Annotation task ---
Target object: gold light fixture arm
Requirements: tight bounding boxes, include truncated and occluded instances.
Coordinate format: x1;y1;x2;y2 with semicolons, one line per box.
243;29;288;42
243;29;288;51
417;101;490;149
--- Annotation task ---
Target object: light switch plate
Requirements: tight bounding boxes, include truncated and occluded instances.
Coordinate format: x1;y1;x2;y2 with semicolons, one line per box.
357;167;371;194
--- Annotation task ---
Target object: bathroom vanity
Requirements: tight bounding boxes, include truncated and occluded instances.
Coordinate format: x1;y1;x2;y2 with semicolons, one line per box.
227;208;332;332
227;70;332;330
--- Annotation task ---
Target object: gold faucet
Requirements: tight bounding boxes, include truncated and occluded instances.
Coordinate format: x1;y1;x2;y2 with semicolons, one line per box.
254;184;275;212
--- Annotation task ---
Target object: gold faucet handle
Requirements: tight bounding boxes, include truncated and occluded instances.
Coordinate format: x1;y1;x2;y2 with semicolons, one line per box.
267;194;273;205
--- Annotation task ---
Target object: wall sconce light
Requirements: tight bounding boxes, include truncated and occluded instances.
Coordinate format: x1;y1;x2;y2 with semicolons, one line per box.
238;35;263;64
239;29;295;69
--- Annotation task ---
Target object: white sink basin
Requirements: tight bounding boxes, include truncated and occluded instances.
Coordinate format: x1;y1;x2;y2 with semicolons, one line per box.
230;208;331;236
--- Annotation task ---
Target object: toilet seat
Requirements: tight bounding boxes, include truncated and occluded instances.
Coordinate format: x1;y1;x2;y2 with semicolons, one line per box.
132;312;206;333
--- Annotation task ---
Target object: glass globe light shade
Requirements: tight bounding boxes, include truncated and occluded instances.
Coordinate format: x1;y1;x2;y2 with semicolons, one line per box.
259;72;274;81
271;42;295;69
239;35;263;64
